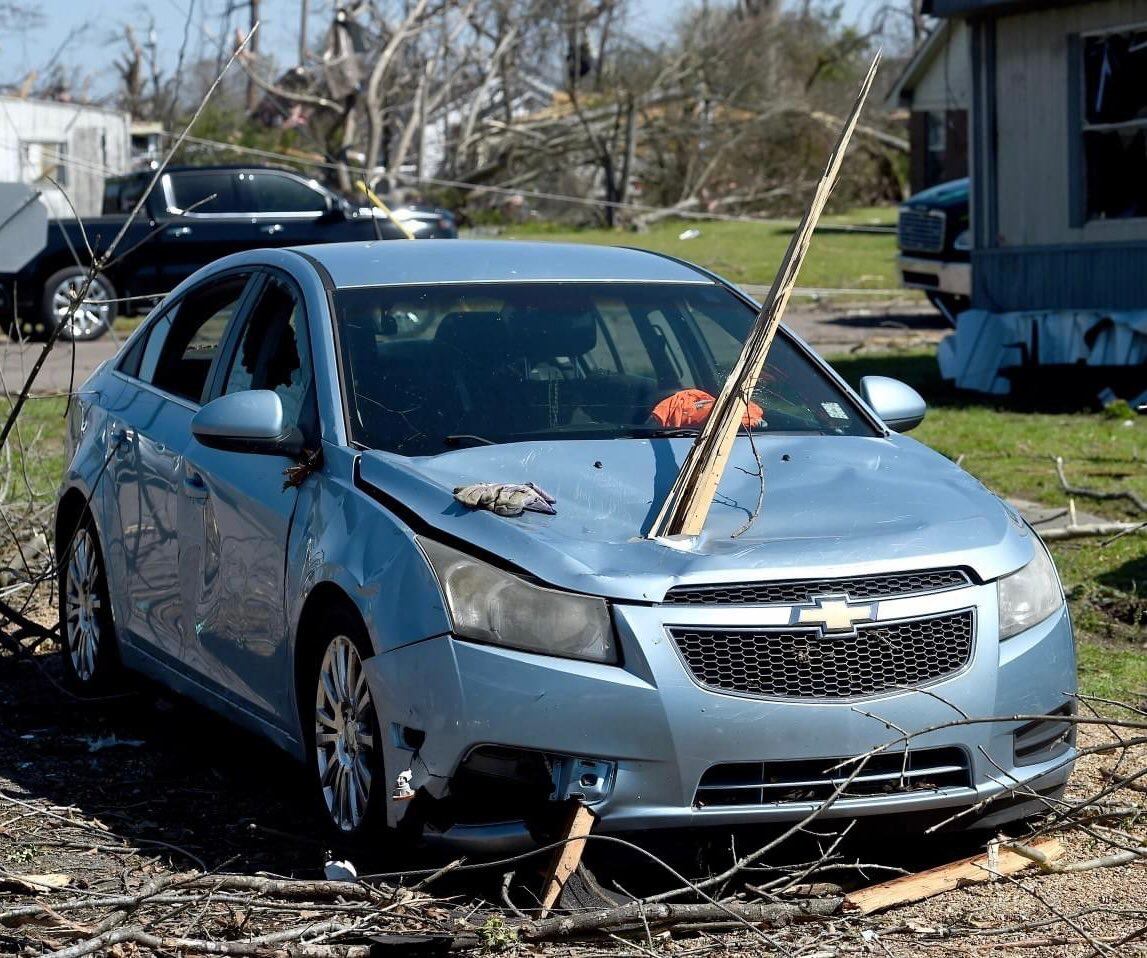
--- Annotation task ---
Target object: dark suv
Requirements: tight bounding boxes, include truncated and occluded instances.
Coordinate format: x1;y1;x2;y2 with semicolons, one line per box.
1;165;456;341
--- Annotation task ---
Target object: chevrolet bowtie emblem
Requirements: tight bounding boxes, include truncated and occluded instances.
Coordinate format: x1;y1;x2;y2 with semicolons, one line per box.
796;595;875;634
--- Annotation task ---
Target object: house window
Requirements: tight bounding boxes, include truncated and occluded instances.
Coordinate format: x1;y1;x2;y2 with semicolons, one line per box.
926;111;947;154
21;141;68;189
925;111;947;187
1081;28;1147;220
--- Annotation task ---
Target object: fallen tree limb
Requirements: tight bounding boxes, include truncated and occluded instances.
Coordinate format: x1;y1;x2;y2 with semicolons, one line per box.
184;873;394;902
843;838;1064;915
520;897;841;940
0;874;395;932
1005;840;1147;875
1037;521;1146;542
45;918;363;958
1055;456;1147;515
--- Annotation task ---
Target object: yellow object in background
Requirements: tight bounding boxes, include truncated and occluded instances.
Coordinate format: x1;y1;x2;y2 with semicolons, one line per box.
356;180;416;241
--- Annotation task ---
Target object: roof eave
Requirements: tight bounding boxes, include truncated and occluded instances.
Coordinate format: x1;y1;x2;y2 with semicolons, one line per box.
924;0;1071;18
883;22;951;107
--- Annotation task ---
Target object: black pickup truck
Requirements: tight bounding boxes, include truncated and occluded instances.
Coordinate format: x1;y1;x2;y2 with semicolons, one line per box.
895;177;971;325
0;165;457;341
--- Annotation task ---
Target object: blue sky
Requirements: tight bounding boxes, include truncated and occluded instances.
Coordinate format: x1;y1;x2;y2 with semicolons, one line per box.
2;0;880;99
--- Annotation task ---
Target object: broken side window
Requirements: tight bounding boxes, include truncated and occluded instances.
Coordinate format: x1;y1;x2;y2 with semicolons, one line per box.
1081;28;1147;220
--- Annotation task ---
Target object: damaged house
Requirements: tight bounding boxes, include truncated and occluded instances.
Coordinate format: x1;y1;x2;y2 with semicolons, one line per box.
0;96;130;218
930;0;1147;394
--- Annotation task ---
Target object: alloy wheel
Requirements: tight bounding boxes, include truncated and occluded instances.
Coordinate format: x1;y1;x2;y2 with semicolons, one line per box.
52;275;112;340
314;635;376;832
64;529;103;683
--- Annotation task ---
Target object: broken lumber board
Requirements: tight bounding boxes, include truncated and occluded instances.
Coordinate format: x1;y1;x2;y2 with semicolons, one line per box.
843;837;1065;915
646;52;881;540
540;803;595;914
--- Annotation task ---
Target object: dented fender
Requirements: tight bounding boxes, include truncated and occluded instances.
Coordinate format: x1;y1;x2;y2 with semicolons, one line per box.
283;444;450;758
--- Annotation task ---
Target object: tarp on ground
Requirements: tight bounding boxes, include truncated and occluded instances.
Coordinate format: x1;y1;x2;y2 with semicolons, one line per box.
937;309;1147;394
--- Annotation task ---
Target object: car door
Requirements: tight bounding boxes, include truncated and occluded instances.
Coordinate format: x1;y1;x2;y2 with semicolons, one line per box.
159;171;259;287
177;271;319;725
238;170;365;247
103;271;255;666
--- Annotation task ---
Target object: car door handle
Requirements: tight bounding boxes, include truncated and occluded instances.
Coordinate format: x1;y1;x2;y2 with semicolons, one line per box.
259;223;285;235
183;472;209;500
112;426;134;455
167;225;192;238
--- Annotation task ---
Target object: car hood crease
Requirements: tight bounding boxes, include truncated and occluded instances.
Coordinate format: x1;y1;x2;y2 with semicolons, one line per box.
358;436;1033;603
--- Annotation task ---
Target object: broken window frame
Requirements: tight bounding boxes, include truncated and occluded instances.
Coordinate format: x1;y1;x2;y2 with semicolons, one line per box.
1078;22;1147;222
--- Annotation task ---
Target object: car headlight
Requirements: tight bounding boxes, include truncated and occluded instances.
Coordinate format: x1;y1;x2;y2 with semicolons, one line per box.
998;538;1064;639
417;537;617;664
953;229;971;251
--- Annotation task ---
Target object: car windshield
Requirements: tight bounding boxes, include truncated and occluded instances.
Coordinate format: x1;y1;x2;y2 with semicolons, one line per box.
334;281;875;455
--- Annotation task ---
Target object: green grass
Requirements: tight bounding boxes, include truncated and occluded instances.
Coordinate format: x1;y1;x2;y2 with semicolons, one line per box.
0;396;68;504
827;351;1147;521
1078;643;1147;703
828;350;1147;702
502;212;904;289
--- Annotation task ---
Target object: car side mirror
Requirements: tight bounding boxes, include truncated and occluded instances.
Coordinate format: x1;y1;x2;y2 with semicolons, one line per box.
859;376;927;433
191;390;304;457
319;197;348;223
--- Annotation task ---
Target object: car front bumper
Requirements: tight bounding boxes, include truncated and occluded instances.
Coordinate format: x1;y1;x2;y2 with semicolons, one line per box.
898;256;971;297
366;581;1076;838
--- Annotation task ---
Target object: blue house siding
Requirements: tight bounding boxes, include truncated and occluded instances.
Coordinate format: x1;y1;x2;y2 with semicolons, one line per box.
973;242;1147;312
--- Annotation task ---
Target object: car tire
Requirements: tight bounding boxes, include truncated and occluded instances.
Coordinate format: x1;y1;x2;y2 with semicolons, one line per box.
58;514;123;694
41;267;117;341
926;292;969;328
304;609;387;841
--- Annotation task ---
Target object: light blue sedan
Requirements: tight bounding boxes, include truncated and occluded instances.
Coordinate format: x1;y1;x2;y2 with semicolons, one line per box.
57;241;1076;848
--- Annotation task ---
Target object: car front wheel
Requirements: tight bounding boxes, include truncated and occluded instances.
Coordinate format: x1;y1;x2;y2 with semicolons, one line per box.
307;614;385;838
59;519;122;692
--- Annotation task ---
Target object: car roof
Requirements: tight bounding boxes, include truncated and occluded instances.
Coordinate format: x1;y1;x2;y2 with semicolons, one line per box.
292;240;716;289
107;164;310;181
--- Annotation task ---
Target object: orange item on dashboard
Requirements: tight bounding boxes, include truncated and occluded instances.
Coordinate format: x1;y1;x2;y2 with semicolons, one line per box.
650;389;764;429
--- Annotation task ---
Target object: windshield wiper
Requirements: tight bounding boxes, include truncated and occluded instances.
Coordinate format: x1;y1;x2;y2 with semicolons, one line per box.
624;427;700;438
443;434;496;448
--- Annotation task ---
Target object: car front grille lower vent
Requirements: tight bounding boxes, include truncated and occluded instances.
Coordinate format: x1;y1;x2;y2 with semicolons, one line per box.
1014;704;1075;766
662;569;971;606
670;609;974;699
695;747;972;807
898;208;946;253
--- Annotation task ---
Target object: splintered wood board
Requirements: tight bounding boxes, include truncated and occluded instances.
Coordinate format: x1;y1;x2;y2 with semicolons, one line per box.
844;838;1065;915
540;803;596;914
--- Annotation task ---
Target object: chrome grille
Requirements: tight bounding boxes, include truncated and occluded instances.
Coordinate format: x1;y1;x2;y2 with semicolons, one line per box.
662;569;970;606
898;208;946;253
670;609;974;699
695;747;972;807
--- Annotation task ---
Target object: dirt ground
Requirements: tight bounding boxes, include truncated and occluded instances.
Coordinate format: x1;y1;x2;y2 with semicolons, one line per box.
2;607;1145;956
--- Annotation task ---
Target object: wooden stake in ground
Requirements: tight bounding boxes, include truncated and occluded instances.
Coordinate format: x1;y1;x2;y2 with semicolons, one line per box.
540;803;596;914
646;52;881;540
843;837;1065;915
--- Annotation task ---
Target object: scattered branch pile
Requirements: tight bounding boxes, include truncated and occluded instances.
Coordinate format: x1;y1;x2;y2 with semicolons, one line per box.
3;630;1147;958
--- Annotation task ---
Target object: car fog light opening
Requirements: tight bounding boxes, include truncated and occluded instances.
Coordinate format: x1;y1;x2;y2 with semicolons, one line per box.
417;537;617;664
997;538;1064;640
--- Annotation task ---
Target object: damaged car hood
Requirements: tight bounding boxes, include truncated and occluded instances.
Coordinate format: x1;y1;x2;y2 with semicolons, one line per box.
357;435;1034;602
